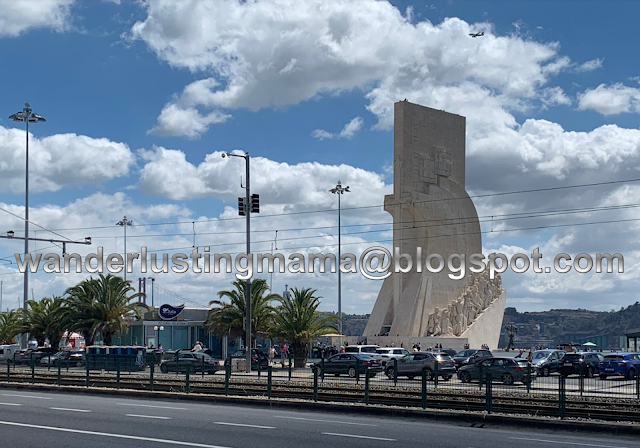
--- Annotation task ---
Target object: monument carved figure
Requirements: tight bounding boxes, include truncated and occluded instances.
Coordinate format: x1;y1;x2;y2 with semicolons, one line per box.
363;101;507;349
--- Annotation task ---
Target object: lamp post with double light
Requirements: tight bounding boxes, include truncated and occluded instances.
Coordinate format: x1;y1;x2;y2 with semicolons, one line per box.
153;325;164;349
116;216;132;281
329;181;350;348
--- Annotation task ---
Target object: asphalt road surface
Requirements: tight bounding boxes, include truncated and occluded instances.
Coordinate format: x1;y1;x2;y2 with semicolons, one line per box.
0;389;638;448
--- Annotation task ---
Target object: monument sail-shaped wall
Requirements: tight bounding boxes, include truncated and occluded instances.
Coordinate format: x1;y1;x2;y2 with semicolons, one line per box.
363;101;507;349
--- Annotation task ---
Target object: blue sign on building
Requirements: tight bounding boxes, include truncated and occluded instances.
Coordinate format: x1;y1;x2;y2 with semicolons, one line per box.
159;304;185;320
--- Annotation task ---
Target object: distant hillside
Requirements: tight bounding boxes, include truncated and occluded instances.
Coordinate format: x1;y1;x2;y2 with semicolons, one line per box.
339;302;640;349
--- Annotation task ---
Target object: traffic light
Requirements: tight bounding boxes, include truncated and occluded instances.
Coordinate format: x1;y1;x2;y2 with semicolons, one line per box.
238;197;246;216
251;194;260;213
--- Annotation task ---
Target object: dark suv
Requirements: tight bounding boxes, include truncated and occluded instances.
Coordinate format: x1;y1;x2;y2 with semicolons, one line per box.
558;352;603;378
452;349;493;369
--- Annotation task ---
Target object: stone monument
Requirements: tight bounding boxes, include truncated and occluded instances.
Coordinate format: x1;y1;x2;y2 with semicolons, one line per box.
362;101;507;350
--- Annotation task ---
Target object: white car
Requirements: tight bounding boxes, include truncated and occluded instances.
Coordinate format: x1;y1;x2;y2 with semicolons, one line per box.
373;347;410;366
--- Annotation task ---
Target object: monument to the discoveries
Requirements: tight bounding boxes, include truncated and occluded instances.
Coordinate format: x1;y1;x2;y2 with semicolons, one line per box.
363;101;507;350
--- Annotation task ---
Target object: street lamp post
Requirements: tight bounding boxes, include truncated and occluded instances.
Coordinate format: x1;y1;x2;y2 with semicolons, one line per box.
9;104;45;315
147;277;155;307
330;181;350;348
116;216;132;282
222;151;252;373
153;325;164;349
9;103;45;348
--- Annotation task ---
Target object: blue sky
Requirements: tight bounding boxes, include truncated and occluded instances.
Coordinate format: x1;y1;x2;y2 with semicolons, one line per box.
1;0;640;314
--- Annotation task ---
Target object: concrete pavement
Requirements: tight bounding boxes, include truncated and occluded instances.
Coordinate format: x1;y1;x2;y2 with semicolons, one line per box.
0;388;639;447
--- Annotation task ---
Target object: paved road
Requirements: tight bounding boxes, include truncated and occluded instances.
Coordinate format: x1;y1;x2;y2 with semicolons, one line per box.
0;388;638;447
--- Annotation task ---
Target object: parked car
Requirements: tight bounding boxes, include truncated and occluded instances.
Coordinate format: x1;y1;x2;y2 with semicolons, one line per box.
39;350;85;367
598;353;640;380
343;345;379;355
452;349;493;369
558;352;604;378
384;352;455;381
458;357;536;385
13;347;59;365
315;353;383;378
160;351;222;374
372;347;410;366
226;349;269;369
531;349;566;377
434;348;457;358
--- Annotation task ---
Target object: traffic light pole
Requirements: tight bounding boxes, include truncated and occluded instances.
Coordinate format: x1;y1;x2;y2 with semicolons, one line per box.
245;155;252;374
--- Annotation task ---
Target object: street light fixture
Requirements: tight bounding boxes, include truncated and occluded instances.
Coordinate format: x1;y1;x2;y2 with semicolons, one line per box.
330;181;350;348
116;216;132;281
221;151;253;373
9;102;45;348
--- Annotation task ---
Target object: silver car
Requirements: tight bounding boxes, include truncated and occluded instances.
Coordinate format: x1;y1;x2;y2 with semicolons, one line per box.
384;352;456;381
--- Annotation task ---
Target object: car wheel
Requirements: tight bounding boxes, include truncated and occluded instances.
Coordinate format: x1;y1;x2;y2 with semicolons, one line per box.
586;367;594;378
459;371;471;383
502;373;514;385
407;375;415;380
333;373;340;377
542;366;550;377
442;375;451;382
599;374;607;380
160;364;169;374
423;369;434;381
627;369;636;380
76;361;83;368
386;367;396;380
348;367;356;378
369;373;376;378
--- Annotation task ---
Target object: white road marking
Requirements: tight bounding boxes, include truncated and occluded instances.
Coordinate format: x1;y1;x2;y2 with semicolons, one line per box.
510;437;625;448
50;407;91;413
0;403;21;407
125;414;172;420
0;420;230;448
1;394;51;400
117;403;188;411
213;422;275;429
323;433;396;441
274;416;378;426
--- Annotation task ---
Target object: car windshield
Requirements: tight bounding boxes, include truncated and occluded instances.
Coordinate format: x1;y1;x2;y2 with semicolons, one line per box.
376;349;391;354
456;350;476;357
563;354;580;360
53;351;65;357
344;347;358;353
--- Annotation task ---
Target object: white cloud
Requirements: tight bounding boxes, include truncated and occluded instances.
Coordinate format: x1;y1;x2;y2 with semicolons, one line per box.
576;58;603;72
0;126;135;193
312;117;364;140
0;0;75;37
578;83;640;115
149;104;230;139
130;0;571;137
540;86;571;108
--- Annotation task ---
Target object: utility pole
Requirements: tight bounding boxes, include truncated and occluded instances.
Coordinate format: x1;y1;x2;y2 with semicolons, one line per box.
1;281;3;314
147;277;155;307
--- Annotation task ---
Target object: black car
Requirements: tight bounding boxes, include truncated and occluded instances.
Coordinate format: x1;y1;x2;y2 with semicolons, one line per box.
457;357;536;385
39;350;85;367
315;353;383;378
160;351;222;374
558;352;604;378
226;349;269;369
452;349;493;369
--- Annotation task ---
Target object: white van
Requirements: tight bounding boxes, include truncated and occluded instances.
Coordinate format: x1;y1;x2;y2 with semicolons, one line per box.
343;345;379;355
0;344;20;362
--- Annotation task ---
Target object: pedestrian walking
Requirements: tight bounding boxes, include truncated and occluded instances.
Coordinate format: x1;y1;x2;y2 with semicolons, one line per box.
269;346;276;365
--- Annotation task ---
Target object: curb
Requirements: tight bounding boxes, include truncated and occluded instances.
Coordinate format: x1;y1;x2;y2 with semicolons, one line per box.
1;382;639;436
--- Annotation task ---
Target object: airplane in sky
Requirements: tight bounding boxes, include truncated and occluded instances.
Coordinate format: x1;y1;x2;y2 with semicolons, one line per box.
469;31;484;38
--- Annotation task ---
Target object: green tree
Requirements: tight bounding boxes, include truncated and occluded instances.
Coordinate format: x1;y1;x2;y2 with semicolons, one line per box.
0;311;22;345
64;274;148;345
271;287;338;367
20;296;67;349
205;279;279;345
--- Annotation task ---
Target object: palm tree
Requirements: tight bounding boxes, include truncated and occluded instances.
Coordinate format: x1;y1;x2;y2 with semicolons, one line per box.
271;287;338;367
205;279;279;345
0;311;22;345
20;296;68;349
64;274;148;346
